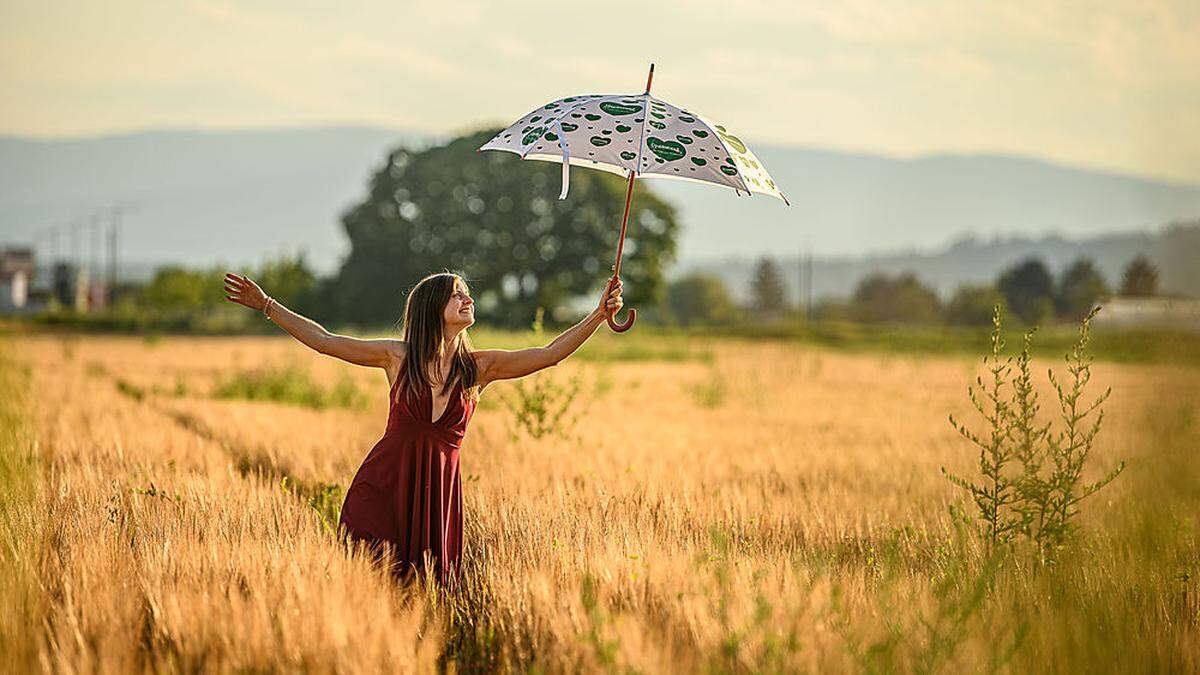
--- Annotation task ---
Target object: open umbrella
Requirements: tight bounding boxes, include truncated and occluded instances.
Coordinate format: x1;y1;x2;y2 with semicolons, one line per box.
479;63;788;332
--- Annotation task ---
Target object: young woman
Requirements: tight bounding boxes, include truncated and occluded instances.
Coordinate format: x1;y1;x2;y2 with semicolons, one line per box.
223;270;623;586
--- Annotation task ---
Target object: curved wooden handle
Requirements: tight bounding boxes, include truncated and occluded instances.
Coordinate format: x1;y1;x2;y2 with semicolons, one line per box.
607;307;636;332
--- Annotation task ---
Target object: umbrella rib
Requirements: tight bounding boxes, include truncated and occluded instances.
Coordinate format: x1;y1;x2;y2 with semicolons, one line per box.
634;94;652;179
703;115;753;196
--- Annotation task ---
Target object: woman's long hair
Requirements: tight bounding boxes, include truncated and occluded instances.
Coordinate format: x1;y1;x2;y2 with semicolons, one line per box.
393;271;480;407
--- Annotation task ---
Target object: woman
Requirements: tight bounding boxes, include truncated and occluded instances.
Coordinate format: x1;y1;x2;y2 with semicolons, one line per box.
223;270;623;586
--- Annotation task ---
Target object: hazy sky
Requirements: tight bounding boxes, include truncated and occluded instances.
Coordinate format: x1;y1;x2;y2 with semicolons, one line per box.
2;0;1197;182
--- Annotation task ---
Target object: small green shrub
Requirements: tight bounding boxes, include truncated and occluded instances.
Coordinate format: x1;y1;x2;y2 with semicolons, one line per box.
115;378;146;402
131;482;183;504
280;476;344;532
686;368;726;408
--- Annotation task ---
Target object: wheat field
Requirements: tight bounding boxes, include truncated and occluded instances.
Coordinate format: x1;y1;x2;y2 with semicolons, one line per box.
1;330;1196;673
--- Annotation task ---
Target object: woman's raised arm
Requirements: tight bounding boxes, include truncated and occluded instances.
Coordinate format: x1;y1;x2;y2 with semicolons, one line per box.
475;277;622;387
224;272;403;369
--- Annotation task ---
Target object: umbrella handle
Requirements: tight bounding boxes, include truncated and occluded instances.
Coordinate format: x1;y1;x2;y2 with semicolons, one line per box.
604;271;635;332
607;307;636;332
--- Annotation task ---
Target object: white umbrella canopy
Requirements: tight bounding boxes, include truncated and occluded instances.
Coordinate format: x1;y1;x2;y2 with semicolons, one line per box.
479;93;788;204
478;64;787;333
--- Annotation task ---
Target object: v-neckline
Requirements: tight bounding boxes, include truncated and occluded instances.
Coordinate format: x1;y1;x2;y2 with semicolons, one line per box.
395;358;458;425
428;379;457;425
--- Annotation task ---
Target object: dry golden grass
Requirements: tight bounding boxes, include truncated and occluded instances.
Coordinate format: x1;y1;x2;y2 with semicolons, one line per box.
3;331;1197;673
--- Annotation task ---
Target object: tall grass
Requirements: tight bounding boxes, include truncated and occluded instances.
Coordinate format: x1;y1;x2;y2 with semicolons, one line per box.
0;339;44;672
5;332;1197;672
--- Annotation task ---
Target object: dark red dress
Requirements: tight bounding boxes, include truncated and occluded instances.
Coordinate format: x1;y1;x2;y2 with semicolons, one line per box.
338;359;476;586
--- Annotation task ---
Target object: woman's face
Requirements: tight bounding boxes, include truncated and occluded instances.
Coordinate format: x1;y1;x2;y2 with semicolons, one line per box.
442;278;475;330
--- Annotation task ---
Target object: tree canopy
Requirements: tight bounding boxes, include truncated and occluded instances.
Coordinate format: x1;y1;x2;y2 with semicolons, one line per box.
750;256;789;317
1056;258;1109;320
322;128;681;328
663;273;739;326
1119;255;1159;297
945;284;1007;326
851;272;941;324
997;258;1055;326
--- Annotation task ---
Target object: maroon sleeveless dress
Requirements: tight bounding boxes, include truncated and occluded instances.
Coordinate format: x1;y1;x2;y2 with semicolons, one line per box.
338;359;476;585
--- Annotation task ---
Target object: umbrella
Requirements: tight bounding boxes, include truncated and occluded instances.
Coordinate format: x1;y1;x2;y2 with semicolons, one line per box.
479;63;788;332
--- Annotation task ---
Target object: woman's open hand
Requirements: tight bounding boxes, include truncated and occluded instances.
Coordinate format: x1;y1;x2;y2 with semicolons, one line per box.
224;273;268;311
599;276;623;317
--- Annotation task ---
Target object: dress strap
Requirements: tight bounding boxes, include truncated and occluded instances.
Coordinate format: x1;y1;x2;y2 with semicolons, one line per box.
389;357;407;401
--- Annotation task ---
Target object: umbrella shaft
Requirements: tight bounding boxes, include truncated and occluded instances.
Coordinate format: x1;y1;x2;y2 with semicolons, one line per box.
613;172;636;278
614;62;652;279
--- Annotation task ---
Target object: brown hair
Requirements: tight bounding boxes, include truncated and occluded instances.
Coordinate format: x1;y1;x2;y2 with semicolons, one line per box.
393;271;480;407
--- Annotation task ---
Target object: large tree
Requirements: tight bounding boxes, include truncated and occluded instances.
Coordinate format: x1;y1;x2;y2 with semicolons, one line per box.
324;128;680;328
997;258;1054;326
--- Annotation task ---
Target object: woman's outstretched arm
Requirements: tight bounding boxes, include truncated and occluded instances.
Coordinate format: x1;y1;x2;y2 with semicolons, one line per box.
224;272;402;369
475;277;622;387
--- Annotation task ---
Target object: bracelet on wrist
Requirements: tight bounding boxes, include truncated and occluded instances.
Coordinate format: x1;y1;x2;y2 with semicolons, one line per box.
262;296;275;319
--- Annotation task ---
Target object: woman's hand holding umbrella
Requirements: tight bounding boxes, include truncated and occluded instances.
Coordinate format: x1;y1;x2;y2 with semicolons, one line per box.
599;276;624;319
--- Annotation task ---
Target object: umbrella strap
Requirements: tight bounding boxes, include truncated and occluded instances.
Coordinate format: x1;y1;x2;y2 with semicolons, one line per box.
556;120;570;200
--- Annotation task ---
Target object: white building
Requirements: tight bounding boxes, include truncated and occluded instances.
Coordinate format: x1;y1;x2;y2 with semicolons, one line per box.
1095;296;1200;332
0;247;34;313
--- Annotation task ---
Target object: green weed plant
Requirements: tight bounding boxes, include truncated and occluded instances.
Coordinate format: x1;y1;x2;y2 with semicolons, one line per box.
497;308;584;441
944;305;1125;557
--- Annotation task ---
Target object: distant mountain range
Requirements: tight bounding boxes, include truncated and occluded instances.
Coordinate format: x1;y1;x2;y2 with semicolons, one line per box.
2;126;1197;294
0;127;423;277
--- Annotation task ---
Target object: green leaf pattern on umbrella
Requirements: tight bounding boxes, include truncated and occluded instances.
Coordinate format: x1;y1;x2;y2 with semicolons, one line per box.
479;93;787;203
480;93;649;177
634;100;785;201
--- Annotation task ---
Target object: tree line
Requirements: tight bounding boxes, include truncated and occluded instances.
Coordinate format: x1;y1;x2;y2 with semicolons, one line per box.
665;254;1161;328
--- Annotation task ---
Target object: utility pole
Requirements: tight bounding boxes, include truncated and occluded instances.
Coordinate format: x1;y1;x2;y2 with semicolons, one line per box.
70;217;85;267
805;249;814;323
107;202;136;306
797;247;805;325
90;213;102;278
50;225;62;264
108;210;121;306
